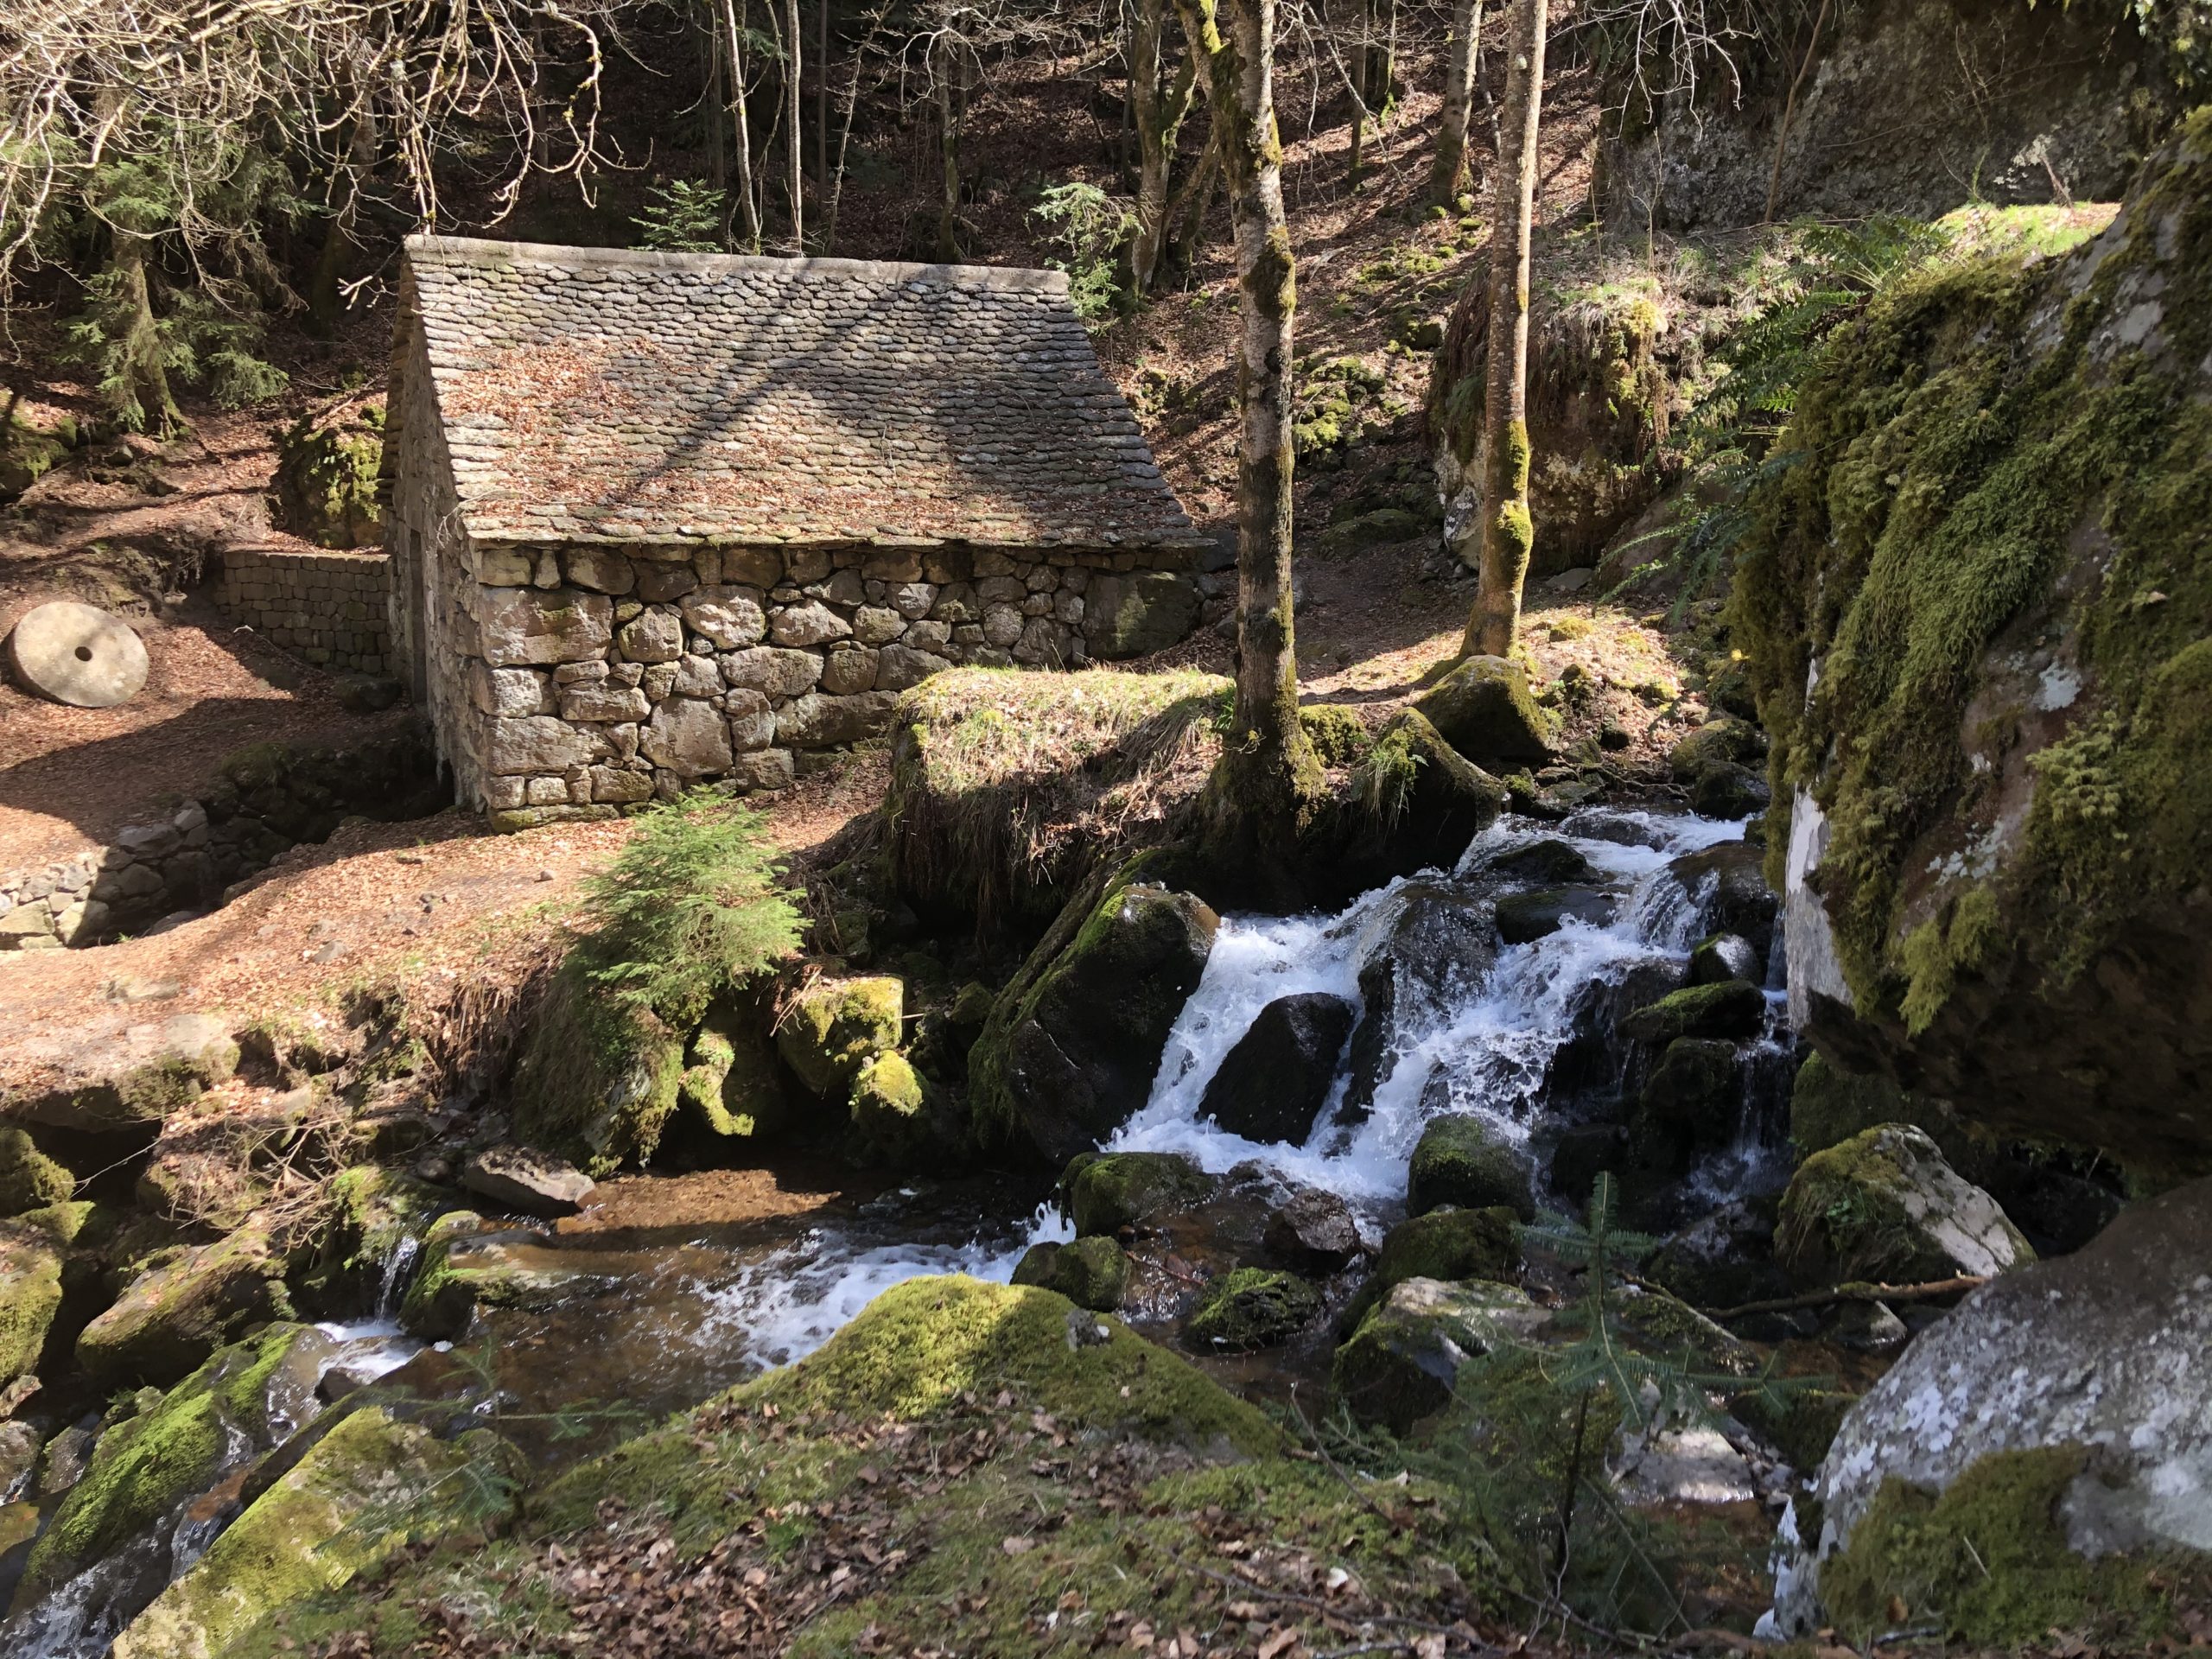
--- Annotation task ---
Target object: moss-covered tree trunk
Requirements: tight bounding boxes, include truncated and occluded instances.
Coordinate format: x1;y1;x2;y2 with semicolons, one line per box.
1130;0;1200;296
111;227;181;436
1460;0;1547;661
1346;0;1374;181
1428;0;1484;206
1177;0;1322;887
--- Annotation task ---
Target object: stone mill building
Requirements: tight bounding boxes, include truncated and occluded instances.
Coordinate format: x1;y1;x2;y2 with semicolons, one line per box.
379;235;1209;827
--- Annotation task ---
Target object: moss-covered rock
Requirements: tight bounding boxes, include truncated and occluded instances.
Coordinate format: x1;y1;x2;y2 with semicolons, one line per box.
508;962;686;1175
969;870;1217;1164
1777;1124;2033;1287
290;1166;450;1318
1010;1236;1128;1311
112;1407;518;1659
270;405;385;549
1620;980;1767;1046
1666;717;1762;782
848;1052;930;1160
1789;1051;1918;1159
1411;655;1555;766
1065;1151;1214;1238
0;1126;73;1216
0;1222;64;1382
741;1275;1281;1453
1732;113;2212;1171
1687;931;1761;986
76;1223;291;1388
1332;1277;1548;1433
1406;1115;1535;1221
0;413;71;501
19;1324;331;1606
395;1211;588;1341
10;1016;241;1135
1345;1205;1522;1337
1817;1446;2198;1647
1301;710;1510;903
1635;1037;1743;1155
678;1000;791;1140
1184;1268;1322;1353
776;976;905;1098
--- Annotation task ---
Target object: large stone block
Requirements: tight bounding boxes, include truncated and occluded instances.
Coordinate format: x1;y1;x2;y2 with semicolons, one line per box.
721;546;784;588
853;606;906;645
682;585;768;651
820;646;880;696
478;588;613;666
727;748;796;791
875;644;950;692
771;601;851;648
725;688;774;751
720;646;822;698
776;690;899;748
590;765;657;804
559;685;651;723
563;547;635;594
1084;570;1201;658
639;697;734;777
485;716;608;774
617;604;684;664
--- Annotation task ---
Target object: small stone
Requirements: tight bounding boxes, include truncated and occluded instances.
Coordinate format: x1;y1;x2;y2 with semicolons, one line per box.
461;1146;594;1218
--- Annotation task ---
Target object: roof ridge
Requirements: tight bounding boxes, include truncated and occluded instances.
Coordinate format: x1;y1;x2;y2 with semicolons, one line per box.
405;233;1071;295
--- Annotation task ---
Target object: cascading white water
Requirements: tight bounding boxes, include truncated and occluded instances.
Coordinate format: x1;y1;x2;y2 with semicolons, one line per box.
709;805;1760;1363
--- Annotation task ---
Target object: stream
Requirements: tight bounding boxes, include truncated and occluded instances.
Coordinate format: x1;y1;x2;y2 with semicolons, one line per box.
7;804;1789;1656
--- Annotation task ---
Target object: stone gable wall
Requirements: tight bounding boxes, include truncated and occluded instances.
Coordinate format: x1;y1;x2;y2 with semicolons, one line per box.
439;537;1202;830
213;547;392;672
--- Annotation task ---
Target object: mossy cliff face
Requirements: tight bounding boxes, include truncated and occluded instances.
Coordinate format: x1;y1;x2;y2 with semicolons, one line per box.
1732;111;2212;1172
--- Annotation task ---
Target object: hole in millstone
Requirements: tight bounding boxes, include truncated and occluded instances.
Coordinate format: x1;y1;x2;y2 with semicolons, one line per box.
75;645;94;661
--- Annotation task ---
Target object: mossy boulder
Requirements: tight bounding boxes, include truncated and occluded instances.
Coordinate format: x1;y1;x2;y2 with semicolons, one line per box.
678;1000;791;1140
508;962;686;1175
0;1222;65;1382
1332;1277;1548;1433
849;1052;931;1160
738;1275;1281;1454
1620;979;1767;1045
1689;760;1770;818
1011;1236;1128;1311
0;1126;73;1215
1777;1124;2033;1288
396;1211;589;1341
1300;710;1510;905
1789;1050;1922;1159
76;1223;291;1389
1065;1151;1215;1238
1184;1268;1323;1353
1666;717;1762;782
9;1014;241;1135
289;1166;451;1318
1632;1037;1744;1165
777;976;905;1098
270;405;385;549
0;414;71;501
969;872;1217;1164
111;1406;518;1659
1687;931;1761;986
1732;113;2212;1172
1411;655;1555;766
17;1324;332;1608
1406;1116;1535;1221
1346;1205;1522;1335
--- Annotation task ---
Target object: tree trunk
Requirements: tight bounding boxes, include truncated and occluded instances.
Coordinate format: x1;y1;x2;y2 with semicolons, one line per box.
1175;0;1320;885
1160;112;1221;283
1460;0;1547;662
1130;0;1199;297
816;0;830;191
1428;0;1482;205
785;0;805;249
935;41;961;263
723;0;763;250
111;227;181;435
1346;0;1372;181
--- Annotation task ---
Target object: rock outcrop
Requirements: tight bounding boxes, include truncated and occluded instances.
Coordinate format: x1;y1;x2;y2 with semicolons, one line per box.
1774;1175;2212;1639
1734;112;2212;1171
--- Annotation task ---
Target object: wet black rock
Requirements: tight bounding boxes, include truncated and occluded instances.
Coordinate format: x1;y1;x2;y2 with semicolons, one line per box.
1198;992;1358;1145
1341;882;1496;1122
1688;931;1762;986
1494;887;1616;944
1647;1198;1791;1314
1547;1122;1630;1206
1263;1186;1367;1274
1621;980;1767;1046
1406;1114;1535;1221
1666;840;1777;962
1485;837;1595;885
1691;760;1772;818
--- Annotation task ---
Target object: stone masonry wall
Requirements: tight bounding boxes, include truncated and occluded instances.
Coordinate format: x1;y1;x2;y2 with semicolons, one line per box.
215;546;393;673
441;537;1202;830
0;725;441;950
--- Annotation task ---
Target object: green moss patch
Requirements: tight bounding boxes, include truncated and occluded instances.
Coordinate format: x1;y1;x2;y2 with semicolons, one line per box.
1009;1236;1128;1311
1183;1268;1322;1352
775;976;903;1098
508;959;686;1175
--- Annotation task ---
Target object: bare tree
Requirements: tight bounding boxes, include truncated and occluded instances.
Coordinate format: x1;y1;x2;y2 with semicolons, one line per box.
1174;0;1322;877
786;0;806;248
1460;0;1547;660
1128;0;1204;296
1428;0;1484;205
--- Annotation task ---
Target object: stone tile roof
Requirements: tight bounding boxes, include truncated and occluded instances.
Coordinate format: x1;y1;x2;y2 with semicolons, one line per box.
401;236;1205;550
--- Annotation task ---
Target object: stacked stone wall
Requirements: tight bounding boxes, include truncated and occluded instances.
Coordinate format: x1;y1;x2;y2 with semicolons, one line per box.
215;546;393;672
0;724;441;950
442;537;1202;830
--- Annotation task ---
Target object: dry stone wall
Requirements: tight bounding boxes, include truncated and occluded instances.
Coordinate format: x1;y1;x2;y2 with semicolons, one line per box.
0;725;440;950
442;536;1200;830
215;546;393;673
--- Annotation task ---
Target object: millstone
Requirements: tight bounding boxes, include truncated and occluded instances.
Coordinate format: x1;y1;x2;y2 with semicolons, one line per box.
6;601;149;708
